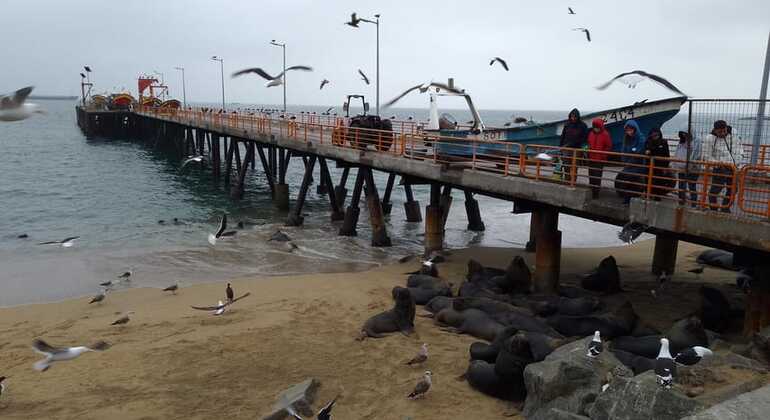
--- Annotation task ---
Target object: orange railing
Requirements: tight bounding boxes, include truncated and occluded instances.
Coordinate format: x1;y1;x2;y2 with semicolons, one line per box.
134;106;770;222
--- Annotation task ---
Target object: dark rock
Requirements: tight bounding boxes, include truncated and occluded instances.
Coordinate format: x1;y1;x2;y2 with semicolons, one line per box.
587;371;706;420
680;383;770;420
522;335;632;418
581;256;622;294
529;407;591;420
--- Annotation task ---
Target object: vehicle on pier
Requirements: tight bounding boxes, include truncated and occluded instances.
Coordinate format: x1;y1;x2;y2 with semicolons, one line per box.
427;92;686;158
333;94;394;151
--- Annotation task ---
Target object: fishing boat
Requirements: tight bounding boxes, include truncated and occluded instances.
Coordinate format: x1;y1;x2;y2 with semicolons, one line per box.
427;92;686;157
141;97;162;107
108;93;136;110
159;99;181;109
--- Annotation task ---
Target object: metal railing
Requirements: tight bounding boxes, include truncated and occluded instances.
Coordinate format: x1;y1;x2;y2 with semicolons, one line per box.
135;106;770;223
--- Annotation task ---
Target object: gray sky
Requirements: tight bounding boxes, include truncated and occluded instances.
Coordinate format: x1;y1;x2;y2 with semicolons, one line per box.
2;0;768;111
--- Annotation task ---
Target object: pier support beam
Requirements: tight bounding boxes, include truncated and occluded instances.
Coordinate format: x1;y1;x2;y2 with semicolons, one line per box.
339;169;365;236
403;183;422;222
464;191;486;231
381;173;396;216
425;183;444;254
319;158;344;221
651;234;679;275
364;168;392;247
533;206;561;295
440;185;453;230
286;156;316;226
335;167;350;209
230;142;254;200
526;213;537;252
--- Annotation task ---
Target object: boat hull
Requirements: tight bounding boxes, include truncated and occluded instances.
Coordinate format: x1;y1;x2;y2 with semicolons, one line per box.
434;96;686;156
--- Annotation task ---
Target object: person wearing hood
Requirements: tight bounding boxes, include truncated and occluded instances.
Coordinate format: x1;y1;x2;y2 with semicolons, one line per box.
644;127;672;200
671;131;702;206
621;120;646;165
616;120;647;204
702;120;743;212
558;108;589;180
586;118;613;198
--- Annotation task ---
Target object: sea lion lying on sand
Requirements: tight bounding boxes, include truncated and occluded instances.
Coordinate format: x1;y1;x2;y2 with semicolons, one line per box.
611;316;708;358
466;333;531;401
696;249;737;271
453;297;559;336
470;326;520;363
423;296;453;315
581;255;622;294
548;300;638;339
435;307;505;342
357;287;416;340
406;274;453;305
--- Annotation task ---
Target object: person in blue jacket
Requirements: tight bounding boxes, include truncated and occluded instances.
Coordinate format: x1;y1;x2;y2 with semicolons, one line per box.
621;120;646;165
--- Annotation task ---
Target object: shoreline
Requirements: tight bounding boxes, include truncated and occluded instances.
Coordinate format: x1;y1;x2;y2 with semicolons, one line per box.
0;240;749;419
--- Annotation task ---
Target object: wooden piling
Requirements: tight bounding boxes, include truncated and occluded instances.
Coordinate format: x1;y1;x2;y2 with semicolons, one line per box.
339;169;364;236
403;182;422;223
319;158;344;221
533;206;561;295
381;173;396;216
363;168;392;247
287;156;317;226
425;183;444;254
335;167;350;209
464;190;486;231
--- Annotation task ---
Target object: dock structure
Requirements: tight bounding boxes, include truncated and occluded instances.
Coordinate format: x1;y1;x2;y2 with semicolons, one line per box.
76;104;770;333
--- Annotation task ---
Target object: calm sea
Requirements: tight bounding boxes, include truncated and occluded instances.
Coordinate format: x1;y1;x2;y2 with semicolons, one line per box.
0;100;687;307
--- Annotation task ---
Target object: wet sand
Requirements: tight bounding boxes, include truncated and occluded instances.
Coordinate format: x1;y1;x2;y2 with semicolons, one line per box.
0;240;757;419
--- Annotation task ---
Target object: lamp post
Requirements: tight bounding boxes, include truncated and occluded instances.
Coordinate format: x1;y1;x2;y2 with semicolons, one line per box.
211;56;226;111
153;70;165;99
270;40;287;113
348;13;380;116
174;66;187;108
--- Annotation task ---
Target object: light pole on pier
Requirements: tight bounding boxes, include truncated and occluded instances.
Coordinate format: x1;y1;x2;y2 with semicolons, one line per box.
348;13;381;116
153;70;165;99
211;56;226;111
174;66;187;108
270;40;287;113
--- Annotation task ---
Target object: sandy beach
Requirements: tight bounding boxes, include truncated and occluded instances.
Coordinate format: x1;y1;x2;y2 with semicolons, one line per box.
0;240;756;419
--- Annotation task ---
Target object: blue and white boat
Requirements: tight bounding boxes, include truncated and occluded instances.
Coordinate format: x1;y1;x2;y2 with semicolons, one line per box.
427;92;686;157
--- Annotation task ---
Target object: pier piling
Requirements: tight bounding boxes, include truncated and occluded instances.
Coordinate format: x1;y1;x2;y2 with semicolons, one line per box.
363;168;392;247
425;183;444;254
652;234;679;275
464;191;486;231
381;173;396;216
339;169;365;236
319;158;344;221
403;183;422;223
286;155;317;226
533;206;561;294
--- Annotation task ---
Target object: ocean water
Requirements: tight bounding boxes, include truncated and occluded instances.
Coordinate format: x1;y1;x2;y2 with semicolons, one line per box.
0;100;681;307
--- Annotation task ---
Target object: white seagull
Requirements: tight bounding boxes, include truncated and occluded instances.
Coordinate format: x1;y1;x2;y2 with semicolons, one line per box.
208;213;237;245
586;331;603;358
655;338;676;389
573;28;592;42
535;152;554;161
232;66;313;88
0;86;45;122
384;81;463;108
38;236;80;247
674;346;713;366
111;311;135;325
31;338;111;372
406;343;429;365
89;289;108;304
180;155;208;170
596;70;686;96
0;376;6;397
407;371;432;399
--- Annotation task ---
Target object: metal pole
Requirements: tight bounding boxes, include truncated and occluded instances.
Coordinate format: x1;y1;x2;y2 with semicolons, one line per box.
282;44;287;113
751;31;770;164
220;59;226;111
376;16;380;116
181;68;187;108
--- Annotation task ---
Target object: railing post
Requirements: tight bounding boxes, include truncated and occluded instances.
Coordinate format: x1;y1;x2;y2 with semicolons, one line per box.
646;157;655;199
570;149;578;186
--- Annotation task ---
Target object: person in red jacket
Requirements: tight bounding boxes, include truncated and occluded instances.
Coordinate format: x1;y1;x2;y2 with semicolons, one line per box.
586;118;613;198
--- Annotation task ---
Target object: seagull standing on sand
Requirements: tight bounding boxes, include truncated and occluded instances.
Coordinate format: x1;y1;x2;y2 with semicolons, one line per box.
38;236;80;247
406;343;429;365
358;69;370;85
586;331;603;358
573;28;592;42
595;70;686;96
31;339;110;372
675;346;713;366
320;79;330;90
489;57;509;71
111;311;135;326
163;283;179;294
89;289;107;304
655;338;676;389
208;213;237;245
407;371;432;399
0;86;45;122
232;66;313;88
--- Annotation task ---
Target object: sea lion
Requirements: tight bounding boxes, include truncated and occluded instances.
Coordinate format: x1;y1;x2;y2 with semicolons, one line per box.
467;259;506;283
611;317;708;358
435;307;505;342
522;331;571;361
630;322;662;337
469;326;520;363
581;255;622;294
699;286;731;332
487;256;532;295
523;294;602;316
465;359;521;401
452;297;559;336
358;287;416;340
423;296;453;315
406;274;445;289
696;249;737;271
611;349;655;374
408;285;453;306
548;300;638;339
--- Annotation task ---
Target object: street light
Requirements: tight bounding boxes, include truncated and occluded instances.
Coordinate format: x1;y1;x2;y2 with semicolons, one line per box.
270;39;287;113
153;70;165;99
347;13;381;116
211;56;226;111
174;66;187;108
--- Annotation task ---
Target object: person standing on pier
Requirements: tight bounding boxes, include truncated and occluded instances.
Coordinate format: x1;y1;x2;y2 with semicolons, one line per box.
702;120;743;212
617;120;647;204
671;131;702;206
586;118;613;198
644;127;671;200
559;108;589;180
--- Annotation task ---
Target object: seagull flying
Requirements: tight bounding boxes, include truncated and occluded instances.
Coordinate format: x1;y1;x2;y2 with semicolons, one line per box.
573;28;591;42
586;331;603;358
320;79;330;90
111;311;135;326
345;12;360;27
208;213;237;245
191;292;251;315
406;343;429;365
384;81;463;108
358;69;370;85
407;371;432;399
489;57;509;71
118;270;132;280
596;70;686;96
31;338;110;372
232;66;313;88
618;222;646;244
38;236;79;247
316;395;338;420
163;283;179;294
568;7;576;14
655;338;676;389
84;66;92;73
675;346;713;366
180;155;208;170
